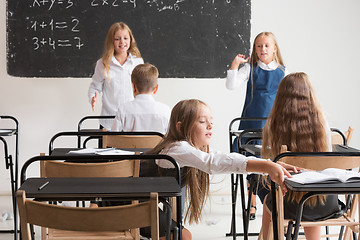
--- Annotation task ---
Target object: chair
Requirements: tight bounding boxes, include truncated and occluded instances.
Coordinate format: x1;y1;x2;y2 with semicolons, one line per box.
344;126;355;145
102;130;164;149
40;158;140;240
77;115;116;148
272;152;360;240
331;126;354;146
227;117;267;240
17;190;159;240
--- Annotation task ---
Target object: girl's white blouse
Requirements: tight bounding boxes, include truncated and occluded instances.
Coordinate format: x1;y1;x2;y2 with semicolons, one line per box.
156;141;265;175
88;54;144;129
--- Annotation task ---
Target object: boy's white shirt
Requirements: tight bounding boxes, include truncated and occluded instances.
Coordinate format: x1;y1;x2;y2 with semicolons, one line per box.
111;94;171;134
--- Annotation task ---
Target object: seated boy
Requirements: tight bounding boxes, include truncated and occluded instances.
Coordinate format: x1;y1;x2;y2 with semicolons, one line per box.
111;63;171;134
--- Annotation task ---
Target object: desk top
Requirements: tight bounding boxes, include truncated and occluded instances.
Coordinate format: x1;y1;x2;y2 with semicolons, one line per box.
19;177;181;201
230;130;263;138
241;144;360;156
285;178;360;193
0;129;16;136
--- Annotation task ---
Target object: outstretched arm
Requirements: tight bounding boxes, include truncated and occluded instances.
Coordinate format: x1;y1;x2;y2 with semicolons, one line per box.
246;160;291;195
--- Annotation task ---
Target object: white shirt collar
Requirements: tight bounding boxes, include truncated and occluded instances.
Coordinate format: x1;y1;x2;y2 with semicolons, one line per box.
111;53;134;66
135;94;155;101
257;60;279;70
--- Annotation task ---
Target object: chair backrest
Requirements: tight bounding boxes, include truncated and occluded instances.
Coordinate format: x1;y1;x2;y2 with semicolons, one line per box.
277;153;360;171
331;127;354;146
17;190;159;240
331;128;347;145
40;159;140;178
102;132;164;149
345;126;355;145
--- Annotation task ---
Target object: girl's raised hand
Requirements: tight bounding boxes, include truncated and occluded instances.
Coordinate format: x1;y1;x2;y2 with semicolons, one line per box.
230;54;249;70
91;91;98;111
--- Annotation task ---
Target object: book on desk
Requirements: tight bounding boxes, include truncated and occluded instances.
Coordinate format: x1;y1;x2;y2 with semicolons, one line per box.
287;168;360;184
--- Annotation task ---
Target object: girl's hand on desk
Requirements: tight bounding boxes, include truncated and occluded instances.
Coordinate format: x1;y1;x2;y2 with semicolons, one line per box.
230;54;249;70
267;162;292;195
277;161;302;174
91;91;98;111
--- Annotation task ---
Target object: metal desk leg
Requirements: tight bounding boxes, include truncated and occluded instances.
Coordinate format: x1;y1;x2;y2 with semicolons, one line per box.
176;195;182;240
226;173;239;239
1;137;18;240
160;198;172;240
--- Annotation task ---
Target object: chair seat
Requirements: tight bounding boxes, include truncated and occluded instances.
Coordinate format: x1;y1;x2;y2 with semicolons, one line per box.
295;215;359;231
48;229;134;240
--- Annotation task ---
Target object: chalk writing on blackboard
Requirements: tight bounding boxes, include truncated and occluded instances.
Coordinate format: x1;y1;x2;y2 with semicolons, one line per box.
7;0;251;78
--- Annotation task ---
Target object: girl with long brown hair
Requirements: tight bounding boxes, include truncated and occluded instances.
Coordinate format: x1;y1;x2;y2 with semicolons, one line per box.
261;72;345;240
149;99;299;237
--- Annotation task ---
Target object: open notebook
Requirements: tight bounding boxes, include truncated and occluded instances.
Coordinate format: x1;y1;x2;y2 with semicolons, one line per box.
67;148;136;155
286;168;360;184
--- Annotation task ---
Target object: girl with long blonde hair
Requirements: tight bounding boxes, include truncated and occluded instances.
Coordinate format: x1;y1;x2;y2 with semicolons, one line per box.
88;22;143;130
149;99;298;237
261;72;345;240
226;32;288;219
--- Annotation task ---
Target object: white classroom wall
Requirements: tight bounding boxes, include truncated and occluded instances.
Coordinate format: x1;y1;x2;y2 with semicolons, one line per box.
0;0;359;194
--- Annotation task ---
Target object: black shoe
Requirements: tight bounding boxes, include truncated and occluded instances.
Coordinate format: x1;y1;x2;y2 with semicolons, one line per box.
249;205;256;220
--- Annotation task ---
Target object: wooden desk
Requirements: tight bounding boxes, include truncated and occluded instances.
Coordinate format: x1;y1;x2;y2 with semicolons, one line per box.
19;177;181;201
49;130;164;154
271;151;360;240
20;154;182;240
241;144;360;157
281;179;360;240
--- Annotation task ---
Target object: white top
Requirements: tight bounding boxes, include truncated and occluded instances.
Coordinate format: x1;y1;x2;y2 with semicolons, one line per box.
111;94;171;134
226;60;289;90
325;121;332;151
88;54;144;129
156;141;266;175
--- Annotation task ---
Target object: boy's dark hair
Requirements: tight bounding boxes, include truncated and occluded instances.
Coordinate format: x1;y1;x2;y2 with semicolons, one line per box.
131;63;158;93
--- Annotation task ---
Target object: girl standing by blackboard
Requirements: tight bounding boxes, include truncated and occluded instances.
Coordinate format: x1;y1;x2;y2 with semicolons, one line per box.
88;22;144;130
226;32;288;220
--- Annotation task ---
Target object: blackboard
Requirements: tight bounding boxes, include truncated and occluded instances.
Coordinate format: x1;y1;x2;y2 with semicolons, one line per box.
6;0;251;78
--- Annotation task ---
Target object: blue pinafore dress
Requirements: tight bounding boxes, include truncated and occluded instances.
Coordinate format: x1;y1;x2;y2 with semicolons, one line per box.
233;64;285;150
239;64;285;131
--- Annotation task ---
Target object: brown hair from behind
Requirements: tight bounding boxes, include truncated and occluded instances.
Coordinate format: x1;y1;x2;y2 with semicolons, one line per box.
261;72;328;207
131;63;159;93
